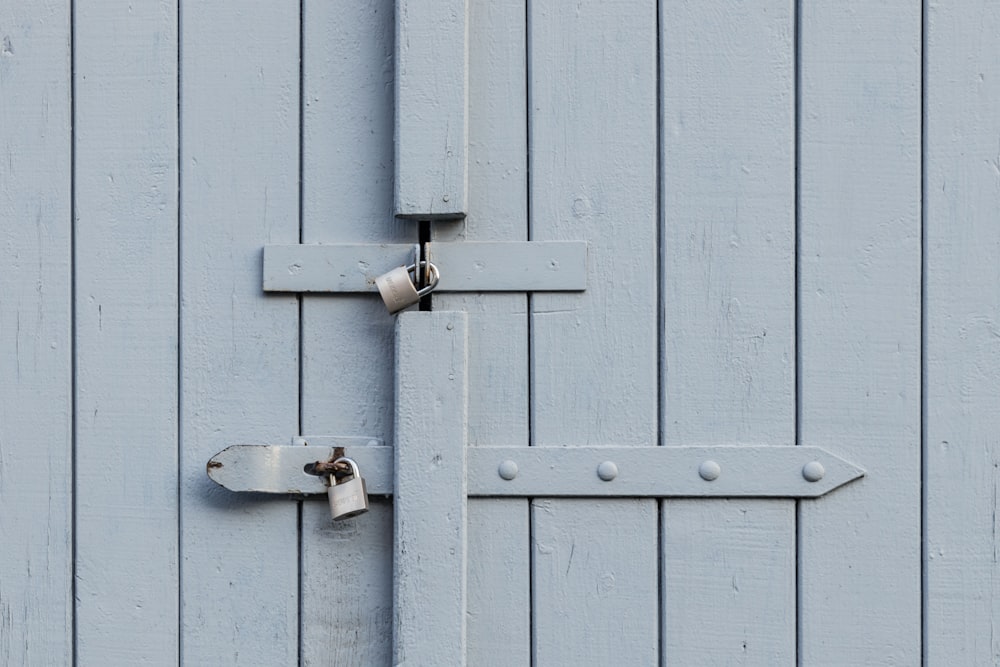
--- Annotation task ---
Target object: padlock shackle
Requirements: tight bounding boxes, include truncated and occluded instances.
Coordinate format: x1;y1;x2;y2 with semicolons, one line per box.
331;456;360;481
405;261;440;297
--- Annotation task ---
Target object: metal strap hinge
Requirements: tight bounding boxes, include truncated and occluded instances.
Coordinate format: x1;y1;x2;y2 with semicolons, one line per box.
207;437;864;498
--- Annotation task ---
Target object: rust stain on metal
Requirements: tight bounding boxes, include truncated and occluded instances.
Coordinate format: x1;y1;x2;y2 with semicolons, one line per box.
207;460;223;469
305;447;352;479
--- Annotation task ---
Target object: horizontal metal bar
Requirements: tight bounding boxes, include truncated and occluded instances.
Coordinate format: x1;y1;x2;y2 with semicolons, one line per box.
262;241;587;293
207;441;864;499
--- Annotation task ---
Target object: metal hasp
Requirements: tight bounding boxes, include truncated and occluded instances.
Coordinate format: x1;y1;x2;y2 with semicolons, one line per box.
262;241;588;294
207;443;864;498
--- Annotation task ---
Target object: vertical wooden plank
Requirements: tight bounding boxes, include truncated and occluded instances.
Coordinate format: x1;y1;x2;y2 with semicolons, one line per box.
528;0;658;664
436;0;529;663
660;1;796;663
395;0;468;218
0;3;72;663
179;0;300;663
798;1;921;663
393;311;468;666
299;1;398;663
73;1;178;662
925;1;1000;662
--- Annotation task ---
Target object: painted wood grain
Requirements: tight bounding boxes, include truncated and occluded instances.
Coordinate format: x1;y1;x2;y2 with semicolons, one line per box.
394;0;468;219
73;1;178;662
179;0;301;663
393;312;468;666
435;0;530;660
798;1;922;663
299;1;398;663
660;1;796;663
0;3;73;664
528;0;659;663
925;1;1000;662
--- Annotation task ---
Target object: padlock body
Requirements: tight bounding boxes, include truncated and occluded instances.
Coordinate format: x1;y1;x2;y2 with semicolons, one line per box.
328;476;369;520
375;265;421;314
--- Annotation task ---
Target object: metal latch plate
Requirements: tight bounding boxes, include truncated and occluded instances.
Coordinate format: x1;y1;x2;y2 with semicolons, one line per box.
262;241;587;293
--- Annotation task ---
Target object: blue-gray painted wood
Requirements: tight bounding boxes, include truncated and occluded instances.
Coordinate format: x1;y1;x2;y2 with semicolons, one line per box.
436;0;531;660
798;1;922;663
299;1;398;661
179;0;301;663
528;0;659;663
0;3;73;664
394;0;468;219
73;1;178;661
393;312;468;666
925;1;1000;662
660;1;797;662
6;0;1000;662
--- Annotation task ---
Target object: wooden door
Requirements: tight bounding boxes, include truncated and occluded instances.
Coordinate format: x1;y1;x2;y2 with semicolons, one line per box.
4;0;997;665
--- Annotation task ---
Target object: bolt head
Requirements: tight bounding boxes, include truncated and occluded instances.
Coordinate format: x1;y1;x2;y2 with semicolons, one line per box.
802;460;825;482
699;460;721;481
498;460;519;481
597;461;618;481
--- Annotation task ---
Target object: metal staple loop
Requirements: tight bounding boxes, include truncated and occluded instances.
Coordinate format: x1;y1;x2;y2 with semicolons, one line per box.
305;459;353;480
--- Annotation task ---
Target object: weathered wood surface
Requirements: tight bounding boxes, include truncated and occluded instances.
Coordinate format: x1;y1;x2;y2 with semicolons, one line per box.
299;1;398;662
528;0;659;663
435;0;531;660
6;0;1000;661
394;312;468;666
179;0;301;663
395;0;468;219
798;1;922;663
0;3;73;664
925;1;1000;662
73;0;179;662
660;1;797;662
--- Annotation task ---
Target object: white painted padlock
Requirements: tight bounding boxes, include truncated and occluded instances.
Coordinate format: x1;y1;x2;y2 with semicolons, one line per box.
374;261;440;314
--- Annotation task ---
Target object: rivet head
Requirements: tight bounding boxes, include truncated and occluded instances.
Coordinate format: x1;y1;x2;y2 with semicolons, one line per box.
597;461;618;481
498;460;519;481
699;460;721;481
802;461;825;482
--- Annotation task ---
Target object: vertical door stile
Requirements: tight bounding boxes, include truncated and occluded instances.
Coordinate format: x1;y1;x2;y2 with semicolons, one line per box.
798;2;922;663
925;1;1000;661
660;1;796;663
391;0;471;662
393;312;469;666
434;0;531;663
73;0;179;662
299;1;399;663
179;1;301;663
0;2;73;664
528;1;659;663
395;0;468;220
